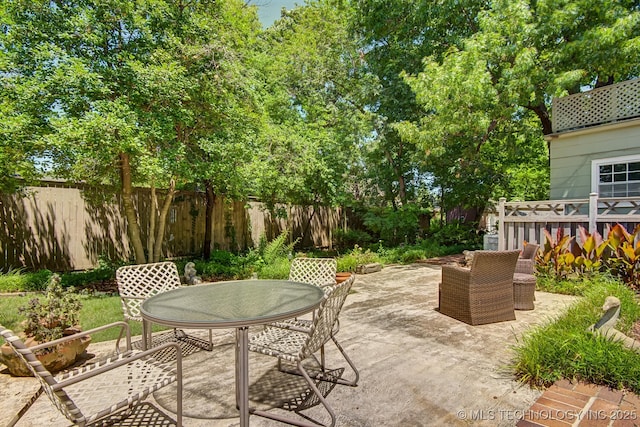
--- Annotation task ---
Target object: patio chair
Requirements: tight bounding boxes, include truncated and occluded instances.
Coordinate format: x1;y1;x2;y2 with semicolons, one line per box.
515;243;540;275
1;321;182;427
269;258;337;331
288;257;337;287
271;257;356;380
116;261;213;350
439;250;520;325
249;274;358;427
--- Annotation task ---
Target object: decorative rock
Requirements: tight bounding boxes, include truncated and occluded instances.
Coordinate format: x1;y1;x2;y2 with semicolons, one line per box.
356;263;382;274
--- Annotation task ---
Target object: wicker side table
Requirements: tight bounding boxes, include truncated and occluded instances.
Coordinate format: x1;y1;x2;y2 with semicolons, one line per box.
513;273;536;310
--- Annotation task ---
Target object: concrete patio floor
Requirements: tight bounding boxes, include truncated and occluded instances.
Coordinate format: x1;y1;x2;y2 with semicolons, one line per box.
1;262;580;426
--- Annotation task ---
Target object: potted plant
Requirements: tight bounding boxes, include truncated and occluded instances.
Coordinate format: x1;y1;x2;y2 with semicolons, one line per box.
0;274;90;376
335;272;353;284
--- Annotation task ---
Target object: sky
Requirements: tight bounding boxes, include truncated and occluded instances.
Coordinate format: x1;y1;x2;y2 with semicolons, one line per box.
255;0;301;27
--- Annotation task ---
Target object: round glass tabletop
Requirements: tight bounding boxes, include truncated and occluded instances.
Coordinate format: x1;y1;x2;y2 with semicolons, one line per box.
140;279;325;329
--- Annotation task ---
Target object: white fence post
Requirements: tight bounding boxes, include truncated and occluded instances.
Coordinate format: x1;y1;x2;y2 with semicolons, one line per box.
498;197;506;250
589;192;598;233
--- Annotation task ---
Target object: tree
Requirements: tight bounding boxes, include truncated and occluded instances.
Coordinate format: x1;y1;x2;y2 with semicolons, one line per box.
0;4;52;193
395;0;640;213
158;0;264;258
253;0;375;244
351;0;489;209
1;0;263;262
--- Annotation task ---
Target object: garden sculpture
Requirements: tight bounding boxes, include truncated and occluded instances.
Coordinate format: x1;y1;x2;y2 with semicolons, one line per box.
588;296;640;353
183;262;202;285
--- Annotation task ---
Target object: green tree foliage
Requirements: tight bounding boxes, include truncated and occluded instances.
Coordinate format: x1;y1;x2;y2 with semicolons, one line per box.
1;0;262;261
394;0;640;212
351;0;489;209
0;4;49;192
253;0;376;243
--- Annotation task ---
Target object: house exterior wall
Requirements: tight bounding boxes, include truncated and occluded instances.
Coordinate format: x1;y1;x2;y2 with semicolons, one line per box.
547;118;640;199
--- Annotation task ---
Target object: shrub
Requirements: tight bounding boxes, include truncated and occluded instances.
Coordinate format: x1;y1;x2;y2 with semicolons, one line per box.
333;228;372;250
336;246;382;272
259;230;297;265
428;220;482;247
537;224;640;290
60;266;115;289
0;268;52;292
18;274;83;343
257;257;291;279
187;251;251;280
363;204;430;246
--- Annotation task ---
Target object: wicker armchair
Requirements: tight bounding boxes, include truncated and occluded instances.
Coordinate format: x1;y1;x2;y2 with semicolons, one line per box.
515;243;540;275
249;274;357;427
513;243;540;310
1;321;182;427
116;262;212;350
439;250;520;325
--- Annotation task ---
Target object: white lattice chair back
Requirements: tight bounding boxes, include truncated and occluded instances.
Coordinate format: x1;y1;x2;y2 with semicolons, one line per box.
301;274;354;359
116;262;183;323
288;258;337;287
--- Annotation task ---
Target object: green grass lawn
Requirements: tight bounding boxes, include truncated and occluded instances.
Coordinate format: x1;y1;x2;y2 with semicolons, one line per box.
0;294;161;343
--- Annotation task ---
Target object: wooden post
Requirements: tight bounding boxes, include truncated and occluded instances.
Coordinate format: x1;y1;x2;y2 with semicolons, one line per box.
498;198;506;251
589;192;598;234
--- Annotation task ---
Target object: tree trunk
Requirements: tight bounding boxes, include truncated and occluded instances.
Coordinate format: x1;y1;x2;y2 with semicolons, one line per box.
148;185;157;261
301;203;318;247
203;181;215;260
152;179;175;262
119;153;146;264
527;103;553;155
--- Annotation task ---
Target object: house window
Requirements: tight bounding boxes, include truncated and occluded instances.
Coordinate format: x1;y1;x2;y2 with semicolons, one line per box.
593;155;640;197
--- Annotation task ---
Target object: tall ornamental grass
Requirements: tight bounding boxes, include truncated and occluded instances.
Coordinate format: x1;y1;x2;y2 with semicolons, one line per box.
512;275;640;392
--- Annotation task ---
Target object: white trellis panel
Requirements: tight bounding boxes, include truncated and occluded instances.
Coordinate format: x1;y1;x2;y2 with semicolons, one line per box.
553;79;640;133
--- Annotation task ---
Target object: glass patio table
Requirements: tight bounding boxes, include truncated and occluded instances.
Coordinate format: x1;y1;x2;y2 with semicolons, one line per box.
140;279;325;427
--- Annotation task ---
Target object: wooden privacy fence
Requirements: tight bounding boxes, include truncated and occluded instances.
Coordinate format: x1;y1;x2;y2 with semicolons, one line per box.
0;181;342;272
497;194;640;251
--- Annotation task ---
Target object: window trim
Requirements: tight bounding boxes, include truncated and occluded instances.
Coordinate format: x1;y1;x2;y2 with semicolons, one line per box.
592;154;640;196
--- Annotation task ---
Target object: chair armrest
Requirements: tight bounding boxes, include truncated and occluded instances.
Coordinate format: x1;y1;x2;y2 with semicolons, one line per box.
28;321;133;355
442;264;471;285
54;341;181;390
515;259;534;275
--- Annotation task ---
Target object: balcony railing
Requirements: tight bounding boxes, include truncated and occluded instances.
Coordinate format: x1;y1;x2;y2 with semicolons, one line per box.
552;78;640;133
